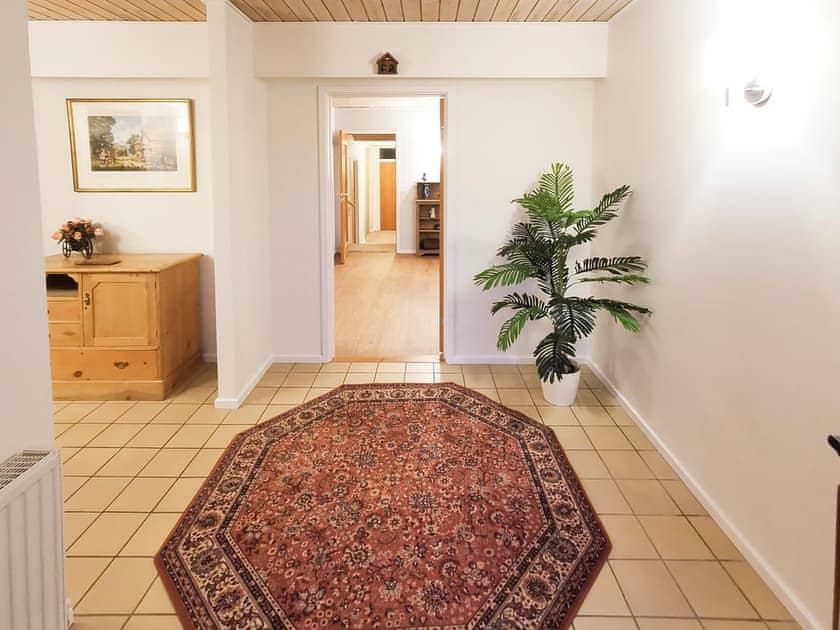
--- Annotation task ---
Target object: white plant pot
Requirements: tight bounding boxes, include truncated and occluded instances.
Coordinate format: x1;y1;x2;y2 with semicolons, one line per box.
540;370;581;406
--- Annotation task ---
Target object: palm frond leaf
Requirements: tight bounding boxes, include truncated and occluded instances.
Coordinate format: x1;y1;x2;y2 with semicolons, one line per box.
473;263;536;291
587;298;652;333
576;274;650;286
534;332;577;383
574;256;647;276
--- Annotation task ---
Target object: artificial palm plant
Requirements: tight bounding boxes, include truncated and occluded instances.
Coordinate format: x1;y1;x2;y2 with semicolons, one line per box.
474;163;650;392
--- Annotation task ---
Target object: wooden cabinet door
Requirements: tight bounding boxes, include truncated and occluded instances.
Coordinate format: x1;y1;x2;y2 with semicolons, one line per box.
82;274;158;348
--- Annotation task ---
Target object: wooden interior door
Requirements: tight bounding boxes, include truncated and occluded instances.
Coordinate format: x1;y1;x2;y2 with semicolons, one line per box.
82;274;157;347
379;160;396;231
439;97;446;355
337;130;350;264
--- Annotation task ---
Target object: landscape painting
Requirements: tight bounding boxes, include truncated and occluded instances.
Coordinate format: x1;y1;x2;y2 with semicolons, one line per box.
87;115;178;172
67;99;195;192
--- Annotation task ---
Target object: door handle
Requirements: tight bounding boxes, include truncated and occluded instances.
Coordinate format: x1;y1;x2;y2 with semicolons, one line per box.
113;361;129;370
83;292;91;307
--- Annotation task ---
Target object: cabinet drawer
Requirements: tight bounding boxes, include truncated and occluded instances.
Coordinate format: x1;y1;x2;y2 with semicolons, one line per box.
47;301;80;322
48;323;81;347
51;349;160;380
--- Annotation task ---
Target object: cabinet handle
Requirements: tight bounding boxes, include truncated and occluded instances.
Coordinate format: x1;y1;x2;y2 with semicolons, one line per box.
83;293;91;307
113;361;129;370
72;370;82;378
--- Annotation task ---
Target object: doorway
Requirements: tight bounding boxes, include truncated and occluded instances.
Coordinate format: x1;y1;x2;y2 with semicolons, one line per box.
328;94;445;361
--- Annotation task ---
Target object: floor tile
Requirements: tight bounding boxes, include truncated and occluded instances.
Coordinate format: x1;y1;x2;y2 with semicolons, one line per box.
87;424;145;448
54;403;101;423
723;561;792;620
405;362;435;374
165;424;216;448
186;404;229;424
573;406;616;426
581;479;633;514
498;388;534;406
135;578;177;614
127;425;180;448
493;373;526;388
257;372;288;387
68;512;146;556
123;615;183;630
64;512;98;547
611;559;693;617
322;361;351;373
700;622;767;629
65;556;110;605
576;566;630;616
118;402;168;423
282;373;317;387
662;480;707;515
62;448;119;476
80;401;135;423
62;476;89;501
574;618;637;630
97;448;158;476
639;515;714;559
538;406;579;426
567;451;610;479
271;388;309;404
205;425;245;448
55;424;110;448
223;404;267;424
291;363;323;373
551;426;594;450
108;477;175;512
154;477;203;512
688;516;743;560
604;406;636;426
374;373;405;383
599;514;658;559
243;387;278;404
181;449;223;476
168;386;216;404
61;447;80;463
64;477;131;511
573;389;601;406
150;403;200;423
592;389;621;406
120;513;180;556
75;557;157;614
640;451;678;479
139;449;198;476
636;620;703;629
617;480;681;515
343;372;375;384
69;615;127;629
600;451;655;479
667;560;758;619
312;373;345;388
584;426;635;450
622;426;656;450
349;362;378;372
267;362;294;373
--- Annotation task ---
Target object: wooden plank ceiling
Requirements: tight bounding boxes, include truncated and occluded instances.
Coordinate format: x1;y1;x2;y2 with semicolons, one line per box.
28;0;633;21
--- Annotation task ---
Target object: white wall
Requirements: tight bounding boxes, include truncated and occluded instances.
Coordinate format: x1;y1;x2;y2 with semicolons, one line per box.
31;78;217;356
28;21;208;79
591;1;840;627
0;0;54;461
268;79;594;362
336;102;440;253
207;0;273;405
254;23;607;79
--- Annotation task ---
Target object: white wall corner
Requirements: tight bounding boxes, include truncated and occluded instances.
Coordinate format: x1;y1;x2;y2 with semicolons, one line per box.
585;360;822;630
214;354;272;409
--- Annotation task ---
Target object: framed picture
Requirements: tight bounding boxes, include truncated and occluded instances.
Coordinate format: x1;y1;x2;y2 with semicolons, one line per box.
66;98;196;192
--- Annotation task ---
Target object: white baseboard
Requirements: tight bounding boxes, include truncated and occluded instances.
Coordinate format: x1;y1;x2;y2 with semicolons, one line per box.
214;355;272;409
271;353;327;363
586;360;822;630
447;354;589;367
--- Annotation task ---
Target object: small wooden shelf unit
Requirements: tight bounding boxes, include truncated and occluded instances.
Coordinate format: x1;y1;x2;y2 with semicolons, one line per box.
416;181;441;256
44;253;203;401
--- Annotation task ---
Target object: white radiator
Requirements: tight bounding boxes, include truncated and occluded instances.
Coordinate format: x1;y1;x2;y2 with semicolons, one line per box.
0;450;67;630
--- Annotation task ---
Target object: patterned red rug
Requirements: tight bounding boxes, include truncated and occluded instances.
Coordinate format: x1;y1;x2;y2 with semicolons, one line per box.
156;383;610;629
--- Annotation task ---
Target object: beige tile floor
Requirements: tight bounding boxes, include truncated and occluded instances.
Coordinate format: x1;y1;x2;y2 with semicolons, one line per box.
56;362;801;630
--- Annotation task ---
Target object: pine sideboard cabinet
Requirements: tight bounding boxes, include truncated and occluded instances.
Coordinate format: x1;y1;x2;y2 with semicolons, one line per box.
44;253;202;400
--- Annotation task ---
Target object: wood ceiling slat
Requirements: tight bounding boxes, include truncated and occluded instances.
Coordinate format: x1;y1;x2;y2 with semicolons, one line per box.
541;0;575;21
599;0;631;20
559;0;597;20
319;0;352;20
454;0;477;21
402;0;421;20
360;0;387;20
298;0;333;20
341;0;370;20
281;0;318;20
490;0;518;21
438;0;456;20
420;0;438;20
578;0;615;20
229;0;264;20
28;0;631;21
471;0;497;21
380;0;403;20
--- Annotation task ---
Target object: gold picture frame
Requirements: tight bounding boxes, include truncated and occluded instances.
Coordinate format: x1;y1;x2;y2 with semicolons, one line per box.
66;98;196;192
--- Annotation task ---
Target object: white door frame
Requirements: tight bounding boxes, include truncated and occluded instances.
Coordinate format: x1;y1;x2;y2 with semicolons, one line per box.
317;85;451;362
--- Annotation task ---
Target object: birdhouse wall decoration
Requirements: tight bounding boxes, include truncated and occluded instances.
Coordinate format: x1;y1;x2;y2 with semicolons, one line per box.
376;52;399;76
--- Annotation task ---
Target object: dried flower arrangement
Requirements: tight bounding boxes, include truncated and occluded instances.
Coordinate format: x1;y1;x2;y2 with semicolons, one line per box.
51;217;105;258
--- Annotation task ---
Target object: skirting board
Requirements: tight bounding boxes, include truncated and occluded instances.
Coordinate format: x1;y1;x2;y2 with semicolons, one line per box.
586;360;821;630
447;354;588;366
214;355;273;409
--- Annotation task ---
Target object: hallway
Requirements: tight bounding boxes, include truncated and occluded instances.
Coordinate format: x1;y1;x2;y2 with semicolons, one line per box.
335;252;438;359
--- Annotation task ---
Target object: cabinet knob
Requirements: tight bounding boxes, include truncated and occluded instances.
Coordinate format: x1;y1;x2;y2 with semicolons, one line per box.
113;361;129;370
83;293;91;307
73;370;82;378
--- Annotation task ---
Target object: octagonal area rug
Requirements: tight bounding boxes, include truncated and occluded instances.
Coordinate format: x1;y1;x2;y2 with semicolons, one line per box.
156;383;610;629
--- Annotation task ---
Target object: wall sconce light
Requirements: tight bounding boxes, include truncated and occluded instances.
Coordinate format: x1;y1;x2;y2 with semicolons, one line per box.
743;79;772;106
